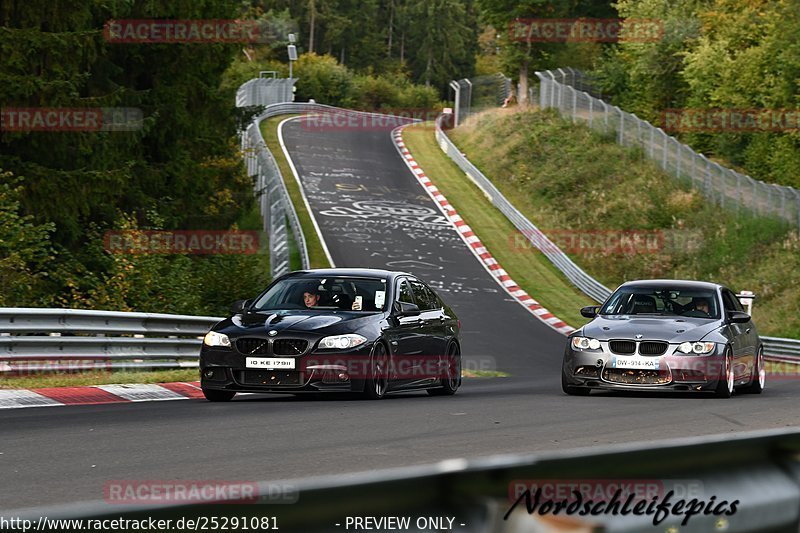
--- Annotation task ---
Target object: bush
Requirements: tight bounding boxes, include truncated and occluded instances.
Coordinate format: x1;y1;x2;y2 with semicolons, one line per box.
293;53;354;107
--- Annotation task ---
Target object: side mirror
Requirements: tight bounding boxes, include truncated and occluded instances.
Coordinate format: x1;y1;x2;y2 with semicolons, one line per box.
230;299;252;314
728;311;751;324
394;301;421;317
580;305;599;319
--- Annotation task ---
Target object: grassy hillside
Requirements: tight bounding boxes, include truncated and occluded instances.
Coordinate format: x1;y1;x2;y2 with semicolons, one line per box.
447;108;799;338
402;123;594;328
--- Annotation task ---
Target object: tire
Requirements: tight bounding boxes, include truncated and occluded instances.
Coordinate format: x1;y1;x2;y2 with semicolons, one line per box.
714;348;735;398
562;371;590;396
202;388;236;402
427;343;462;397
741;346;765;394
362;342;390;400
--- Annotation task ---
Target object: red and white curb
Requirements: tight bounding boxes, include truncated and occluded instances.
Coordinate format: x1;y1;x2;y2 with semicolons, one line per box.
392;126;575;336
0;381;205;410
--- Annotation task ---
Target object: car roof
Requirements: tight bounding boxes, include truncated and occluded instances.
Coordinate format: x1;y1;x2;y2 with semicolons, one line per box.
284;268;410;280
617;279;723;291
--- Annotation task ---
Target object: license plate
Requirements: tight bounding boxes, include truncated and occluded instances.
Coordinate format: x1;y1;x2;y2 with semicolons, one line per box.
246;357;296;370
612;357;660;370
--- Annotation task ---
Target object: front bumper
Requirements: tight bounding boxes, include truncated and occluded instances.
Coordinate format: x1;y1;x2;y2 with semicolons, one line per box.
562;343;727;393
199;343;375;394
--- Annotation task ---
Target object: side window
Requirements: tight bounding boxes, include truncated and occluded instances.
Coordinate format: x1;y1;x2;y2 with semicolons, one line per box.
410;280;434;311
423;284;442;310
723;290;743;312
396;279;414;305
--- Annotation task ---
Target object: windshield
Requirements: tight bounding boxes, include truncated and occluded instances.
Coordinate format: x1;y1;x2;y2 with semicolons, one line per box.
600;286;720;319
251;277;388;313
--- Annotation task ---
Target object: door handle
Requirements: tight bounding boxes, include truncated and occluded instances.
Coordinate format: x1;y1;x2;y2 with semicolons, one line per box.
745;328;751;334
439;316;447;322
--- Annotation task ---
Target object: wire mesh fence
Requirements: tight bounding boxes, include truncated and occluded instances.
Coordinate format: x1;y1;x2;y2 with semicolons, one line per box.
536;68;800;227
449;73;512;127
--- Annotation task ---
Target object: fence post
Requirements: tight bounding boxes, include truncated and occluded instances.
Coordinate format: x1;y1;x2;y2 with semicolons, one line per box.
781;186;787;219
767;186;772;216
572;87;577;122
661;131;668;170
753;181;758;216
618;108;624;144
588;95;593;128
603;101;609;133
464;78;472;120
450;80;461;127
736;174;742;213
649;124;655;157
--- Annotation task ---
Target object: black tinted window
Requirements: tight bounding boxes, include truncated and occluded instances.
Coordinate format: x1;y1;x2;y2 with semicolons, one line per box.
410;280;435;310
396;279;414;304
722;290;743;312
423;284;442;309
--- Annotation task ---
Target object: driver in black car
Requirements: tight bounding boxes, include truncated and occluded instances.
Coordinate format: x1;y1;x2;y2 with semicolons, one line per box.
303;285;321;308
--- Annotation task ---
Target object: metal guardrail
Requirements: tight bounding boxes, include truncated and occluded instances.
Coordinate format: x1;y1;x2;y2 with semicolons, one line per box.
434;113;613;304
0;308;222;374
434;111;800;362
762;336;800;363
235;77;296;108
12;428;800;532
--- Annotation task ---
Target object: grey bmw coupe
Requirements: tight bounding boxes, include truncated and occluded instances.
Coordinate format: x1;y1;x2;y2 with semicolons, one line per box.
562;280;764;398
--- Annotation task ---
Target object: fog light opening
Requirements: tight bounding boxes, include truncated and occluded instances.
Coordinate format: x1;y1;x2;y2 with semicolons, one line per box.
338;373;350;382
203;369;214;379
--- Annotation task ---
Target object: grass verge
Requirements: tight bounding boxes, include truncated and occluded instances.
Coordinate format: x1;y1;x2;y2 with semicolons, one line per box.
402;123;594;328
261;115;331;269
0;369;199;390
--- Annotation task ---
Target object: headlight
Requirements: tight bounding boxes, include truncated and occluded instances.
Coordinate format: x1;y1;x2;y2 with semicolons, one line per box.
203;331;231;348
571;336;601;350
677;341;715;354
319;334;367;350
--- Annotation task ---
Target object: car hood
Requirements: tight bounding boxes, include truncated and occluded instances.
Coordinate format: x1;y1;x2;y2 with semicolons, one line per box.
581;315;722;342
217;310;377;335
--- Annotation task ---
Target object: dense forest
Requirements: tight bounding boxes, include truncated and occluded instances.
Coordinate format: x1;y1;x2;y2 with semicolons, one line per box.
1;0;797;314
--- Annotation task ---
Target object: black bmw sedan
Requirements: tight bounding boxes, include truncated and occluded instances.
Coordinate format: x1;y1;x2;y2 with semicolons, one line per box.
562;280;764;398
200;268;461;401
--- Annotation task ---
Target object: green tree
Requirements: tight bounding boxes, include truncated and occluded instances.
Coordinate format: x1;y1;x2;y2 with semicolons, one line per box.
0;170;54;306
478;0;615;103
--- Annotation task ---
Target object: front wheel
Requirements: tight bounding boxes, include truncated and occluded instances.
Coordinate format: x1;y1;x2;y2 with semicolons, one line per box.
741;346;765;394
427;343;462;396
714;348;734;398
362;343;390;400
202;388;236;402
